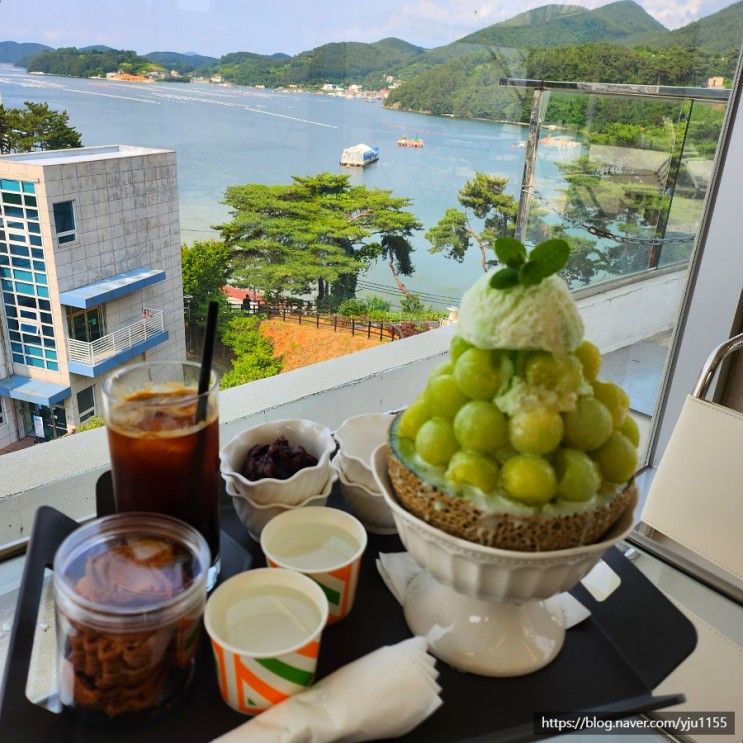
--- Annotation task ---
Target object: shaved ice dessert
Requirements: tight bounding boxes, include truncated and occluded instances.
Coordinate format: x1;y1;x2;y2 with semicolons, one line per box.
387;237;638;551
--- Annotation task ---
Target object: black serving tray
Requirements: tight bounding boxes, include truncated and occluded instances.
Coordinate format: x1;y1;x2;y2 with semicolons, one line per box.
0;477;696;743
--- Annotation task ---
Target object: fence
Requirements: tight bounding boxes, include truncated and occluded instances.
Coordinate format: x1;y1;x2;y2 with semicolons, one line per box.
230;304;441;341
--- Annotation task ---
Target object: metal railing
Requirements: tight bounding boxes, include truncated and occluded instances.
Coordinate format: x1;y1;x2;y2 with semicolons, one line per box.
66;308;164;365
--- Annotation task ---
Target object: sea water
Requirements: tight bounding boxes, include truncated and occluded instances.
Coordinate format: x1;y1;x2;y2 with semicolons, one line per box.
272;522;360;571
225;585;322;653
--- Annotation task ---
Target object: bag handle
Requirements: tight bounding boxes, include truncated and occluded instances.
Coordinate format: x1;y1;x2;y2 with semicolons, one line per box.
692;332;743;399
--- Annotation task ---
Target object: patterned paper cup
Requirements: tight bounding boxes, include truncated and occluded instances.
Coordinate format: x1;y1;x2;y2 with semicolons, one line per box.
204;568;328;715
261;507;367;625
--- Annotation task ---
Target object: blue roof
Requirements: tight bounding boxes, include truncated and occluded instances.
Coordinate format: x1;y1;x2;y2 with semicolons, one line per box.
0;374;70;406
58;268;166;309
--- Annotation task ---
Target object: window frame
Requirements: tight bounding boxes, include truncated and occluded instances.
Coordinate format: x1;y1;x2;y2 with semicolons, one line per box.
648;53;743;466
52;200;76;244
76;386;96;423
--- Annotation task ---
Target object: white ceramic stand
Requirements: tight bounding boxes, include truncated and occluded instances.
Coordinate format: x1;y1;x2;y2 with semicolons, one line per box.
403;570;565;676
371;445;638;679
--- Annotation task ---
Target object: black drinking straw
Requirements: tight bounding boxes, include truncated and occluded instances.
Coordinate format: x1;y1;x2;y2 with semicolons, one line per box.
191;301;219;538
196;301;219;423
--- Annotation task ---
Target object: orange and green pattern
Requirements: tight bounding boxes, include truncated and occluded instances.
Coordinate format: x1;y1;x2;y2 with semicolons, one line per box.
267;558;361;624
210;637;320;714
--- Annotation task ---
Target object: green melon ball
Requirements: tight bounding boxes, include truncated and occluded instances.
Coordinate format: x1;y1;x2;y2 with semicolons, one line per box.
618;415;640;447
592;380;630;428
423;373;468;419
592;431;638;483
575;340;602;381
562;396;613;451
430;360;454;377
501;454;557;505
415;417;459;467
553;448;601;502
450;335;473;362
508;406;564;455
453;400;508;454
525;351;583;394
398;398;431;440
445;450;500;492
453;347;502;400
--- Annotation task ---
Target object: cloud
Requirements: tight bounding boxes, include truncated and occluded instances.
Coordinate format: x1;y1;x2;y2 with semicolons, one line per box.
642;0;702;27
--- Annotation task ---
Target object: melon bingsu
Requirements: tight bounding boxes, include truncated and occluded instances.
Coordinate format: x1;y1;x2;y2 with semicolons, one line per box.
387;237;638;551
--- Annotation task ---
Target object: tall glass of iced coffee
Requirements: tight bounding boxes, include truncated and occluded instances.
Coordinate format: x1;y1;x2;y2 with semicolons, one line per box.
101;360;220;589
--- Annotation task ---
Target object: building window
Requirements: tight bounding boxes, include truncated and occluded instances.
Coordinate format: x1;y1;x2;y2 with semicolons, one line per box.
67;306;106;342
0;399;4;425
0;183;56;370
77;386;96;422
53;200;76;243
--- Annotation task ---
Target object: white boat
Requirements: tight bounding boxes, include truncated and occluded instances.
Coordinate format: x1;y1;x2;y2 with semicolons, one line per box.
340;143;379;167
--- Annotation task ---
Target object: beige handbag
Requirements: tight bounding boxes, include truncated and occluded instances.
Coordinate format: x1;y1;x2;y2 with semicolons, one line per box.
636;333;743;603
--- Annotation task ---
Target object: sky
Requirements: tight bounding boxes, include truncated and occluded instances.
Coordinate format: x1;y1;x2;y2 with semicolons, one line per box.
1;0;739;57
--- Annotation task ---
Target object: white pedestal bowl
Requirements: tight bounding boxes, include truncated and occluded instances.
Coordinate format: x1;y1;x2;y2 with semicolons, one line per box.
371;445;637;677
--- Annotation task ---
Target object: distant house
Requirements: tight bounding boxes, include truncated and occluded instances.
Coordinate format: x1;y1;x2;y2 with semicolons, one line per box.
222;285;264;310
707;76;725;88
210;74;223;84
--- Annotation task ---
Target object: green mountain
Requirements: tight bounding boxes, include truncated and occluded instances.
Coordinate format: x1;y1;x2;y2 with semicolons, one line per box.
0;41;53;65
628;0;743;54
457;1;667;48
144;50;218;72
24;47;157;78
208;37;424;87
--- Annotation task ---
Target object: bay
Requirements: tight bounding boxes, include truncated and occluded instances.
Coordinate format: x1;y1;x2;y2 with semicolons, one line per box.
0;64;577;305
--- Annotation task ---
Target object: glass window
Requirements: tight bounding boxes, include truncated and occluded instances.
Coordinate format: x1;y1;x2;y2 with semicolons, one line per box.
53;200;76;238
0;179;20;192
67;306;106;343
22;182;36;194
0;399;4;425
77;386;96;422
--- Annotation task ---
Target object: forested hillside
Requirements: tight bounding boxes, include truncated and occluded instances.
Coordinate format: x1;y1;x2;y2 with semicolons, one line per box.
25;47;160;77
0;41;52;65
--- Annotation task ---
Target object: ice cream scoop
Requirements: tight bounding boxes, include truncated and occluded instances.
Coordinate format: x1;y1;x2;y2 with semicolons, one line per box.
458;273;583;356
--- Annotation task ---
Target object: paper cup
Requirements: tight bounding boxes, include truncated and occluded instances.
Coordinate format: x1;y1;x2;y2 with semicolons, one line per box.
204;568;328;715
261;507;367;625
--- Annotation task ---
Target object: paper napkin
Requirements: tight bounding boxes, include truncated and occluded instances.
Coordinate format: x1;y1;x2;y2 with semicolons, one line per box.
212;636;442;743
375;552;624;630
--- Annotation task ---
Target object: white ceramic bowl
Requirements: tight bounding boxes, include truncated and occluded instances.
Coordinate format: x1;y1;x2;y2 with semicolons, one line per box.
334;459;397;535
227;467;338;540
333;413;394;492
371;444;637;602
220;419;335;506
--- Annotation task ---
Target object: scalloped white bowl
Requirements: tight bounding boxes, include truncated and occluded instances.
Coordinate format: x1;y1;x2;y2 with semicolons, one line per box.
333;457;396;535
371;444;637;602
334;413;394;492
226;468;338;540
220;419;335;506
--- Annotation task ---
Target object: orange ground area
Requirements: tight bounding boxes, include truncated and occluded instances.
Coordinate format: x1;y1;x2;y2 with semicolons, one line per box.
261;319;385;372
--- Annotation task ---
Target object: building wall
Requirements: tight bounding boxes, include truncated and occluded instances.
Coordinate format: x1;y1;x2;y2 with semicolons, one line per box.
1;146;187;447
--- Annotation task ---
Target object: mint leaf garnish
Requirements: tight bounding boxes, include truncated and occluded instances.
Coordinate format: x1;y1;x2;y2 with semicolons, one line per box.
489;267;520;289
490;236;571;291
494;237;527;268
528;238;570;276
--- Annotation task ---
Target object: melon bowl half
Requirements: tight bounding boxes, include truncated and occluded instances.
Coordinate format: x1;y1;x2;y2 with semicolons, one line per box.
387;413;636;552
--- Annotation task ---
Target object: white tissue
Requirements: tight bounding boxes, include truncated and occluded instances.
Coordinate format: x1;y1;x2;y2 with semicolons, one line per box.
376;552;621;630
212;637;442;743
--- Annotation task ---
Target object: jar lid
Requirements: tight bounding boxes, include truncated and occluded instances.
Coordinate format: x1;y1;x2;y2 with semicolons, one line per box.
54;513;210;628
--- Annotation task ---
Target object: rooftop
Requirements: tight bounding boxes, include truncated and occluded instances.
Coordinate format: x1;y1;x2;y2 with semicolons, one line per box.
0;144;174;167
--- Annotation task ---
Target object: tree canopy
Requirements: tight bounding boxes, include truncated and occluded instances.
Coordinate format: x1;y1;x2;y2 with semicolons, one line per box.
426;173;518;272
0;102;82;154
217;173;421;309
181;240;232;328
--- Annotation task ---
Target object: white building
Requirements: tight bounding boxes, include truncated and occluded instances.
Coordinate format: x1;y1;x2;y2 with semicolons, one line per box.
0;145;186;449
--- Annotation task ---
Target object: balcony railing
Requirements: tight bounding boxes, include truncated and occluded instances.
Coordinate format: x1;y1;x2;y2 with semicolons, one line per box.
66;308;164;365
